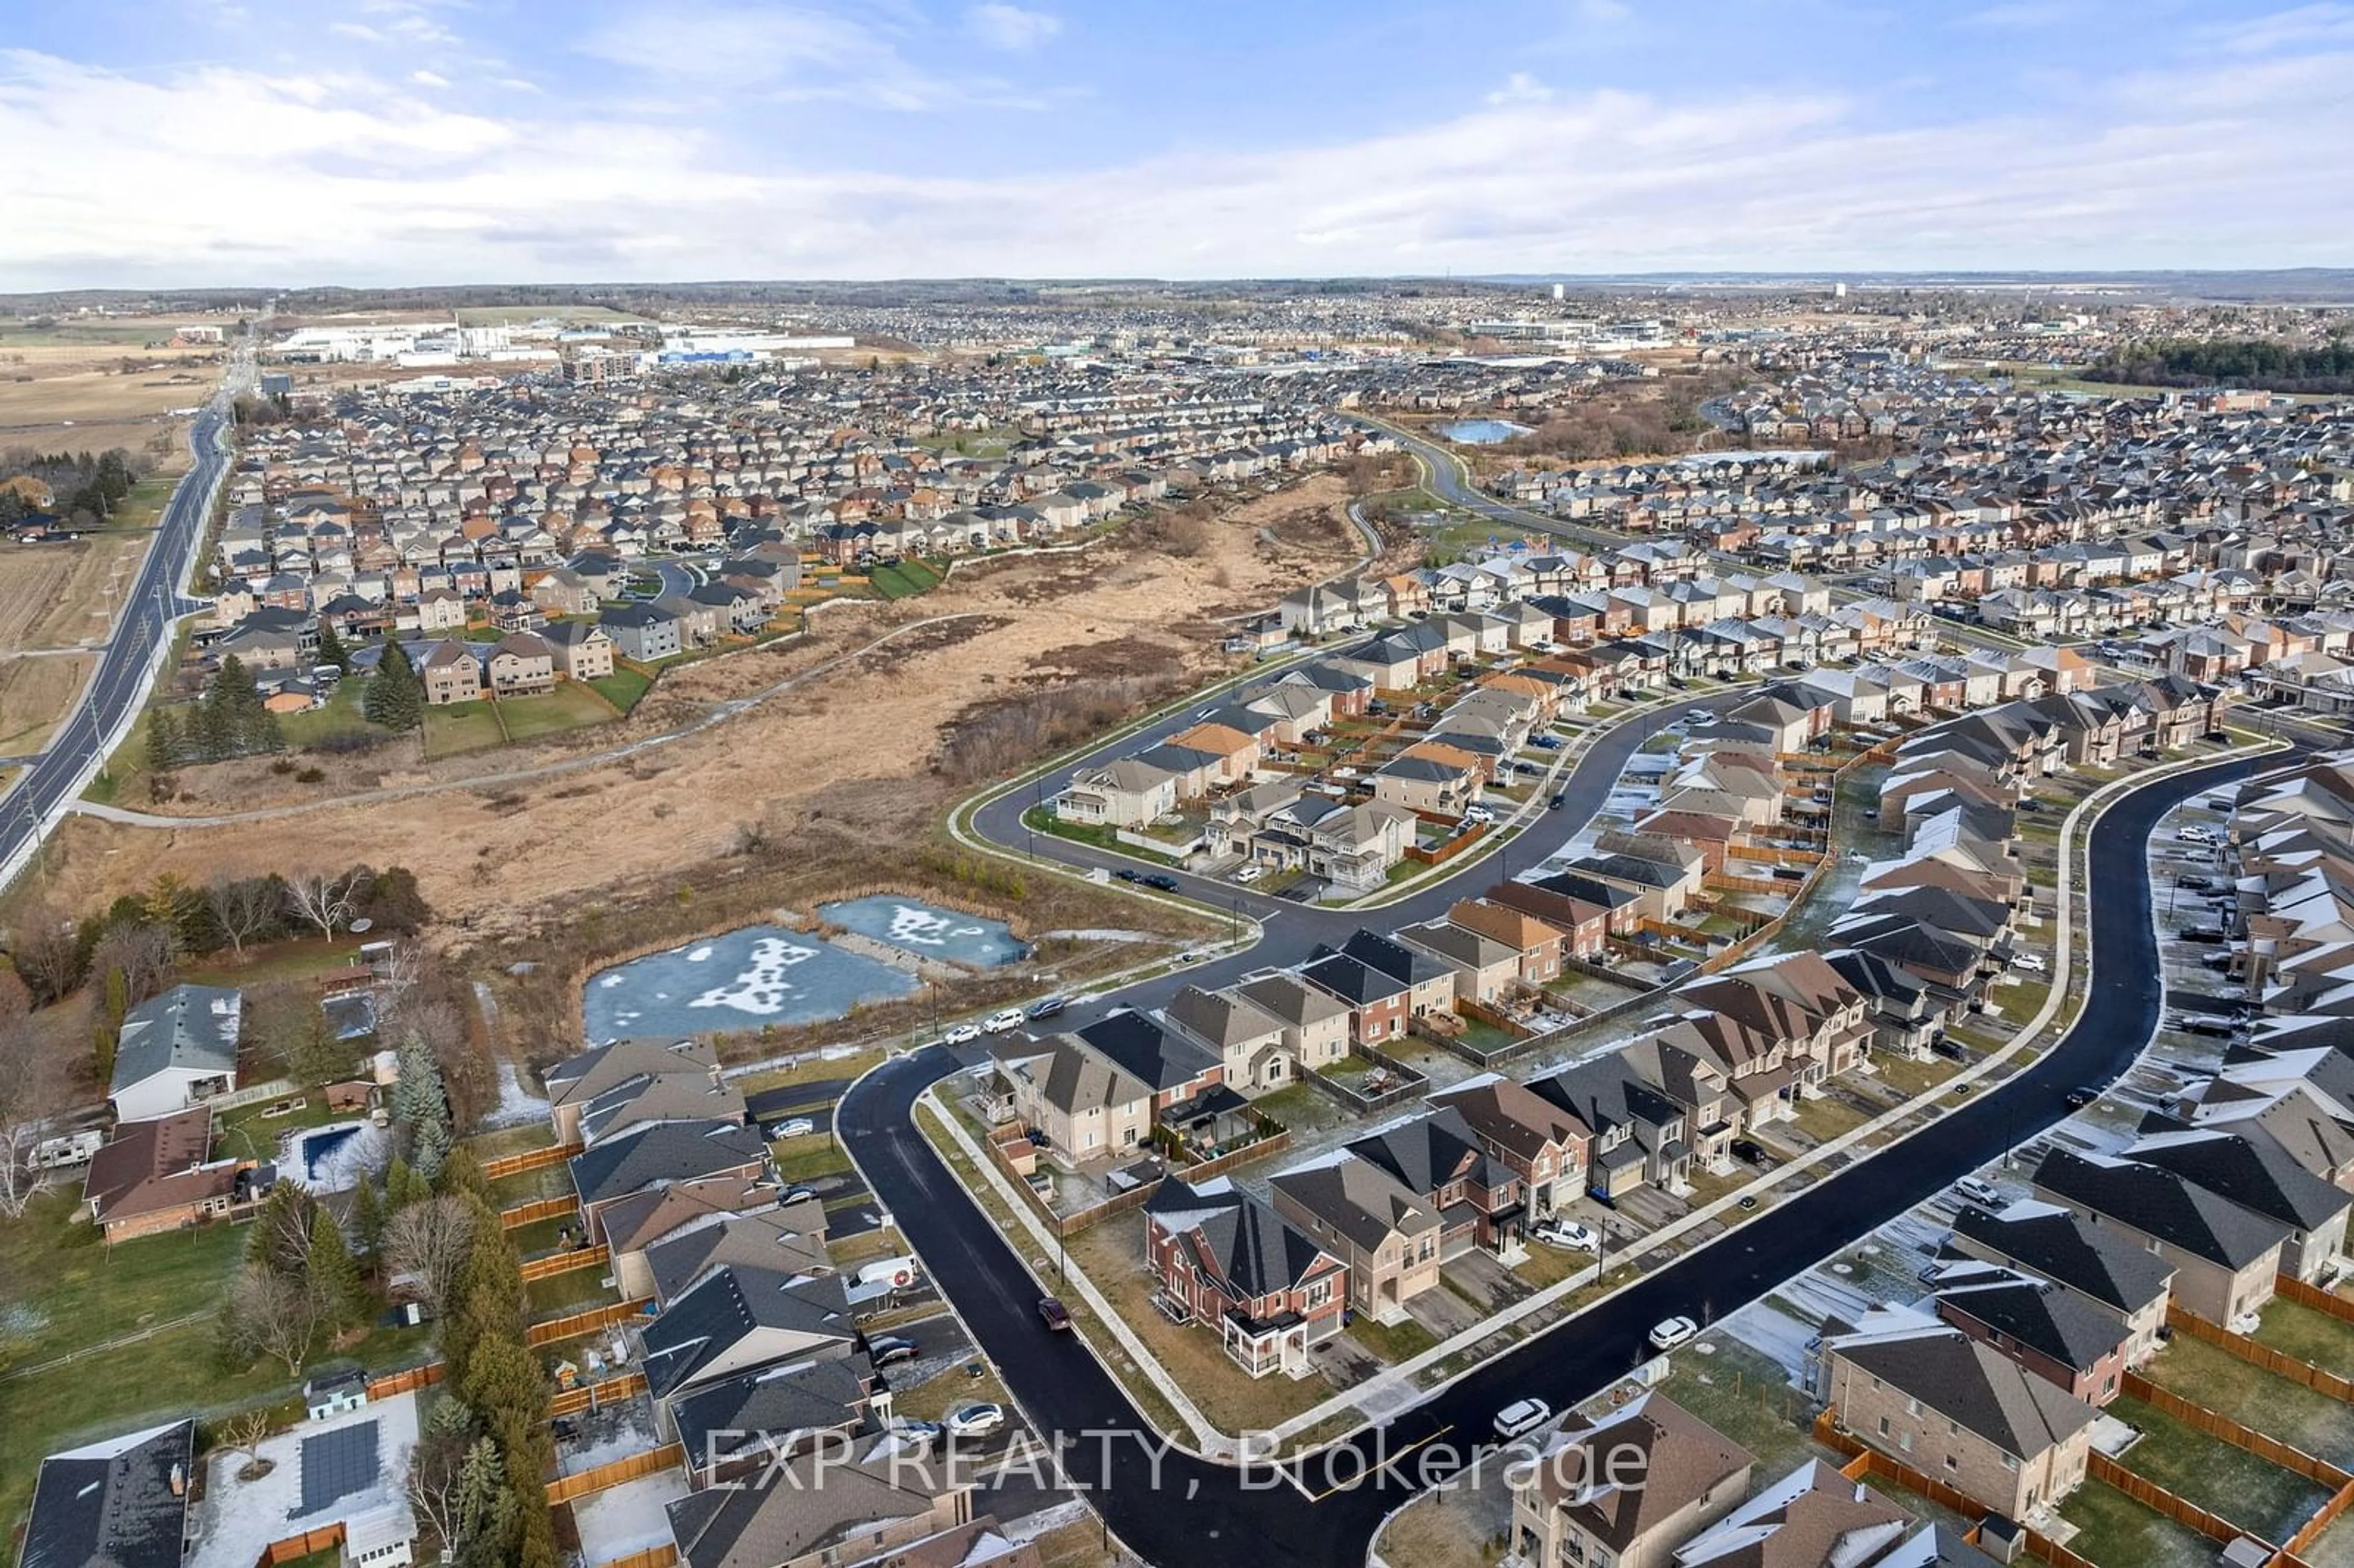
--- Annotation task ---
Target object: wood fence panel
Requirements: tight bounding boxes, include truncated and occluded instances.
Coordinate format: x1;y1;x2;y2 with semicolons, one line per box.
364;1363;443;1400
520;1244;611;1282
549;1371;649;1418
592;1547;680;1568
2089;1451;2243;1547
482;1141;582;1179
527;1298;655;1347
2166;1305;2354;1402
2282;1481;2354;1561
2276;1274;2354;1326
501;1195;578;1230
545;1443;684;1505
2121;1371;2353;1487
255;1524;346;1566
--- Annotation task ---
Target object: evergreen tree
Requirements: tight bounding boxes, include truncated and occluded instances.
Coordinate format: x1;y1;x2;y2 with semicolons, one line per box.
367;639;424;732
188;679;234;761
412;1117;453;1184
384;1155;430;1211
316;621;351;674
147;707;185;772
309;1206;365;1321
392;1035;454;1181
435;1146;487;1205
349;1175;386;1260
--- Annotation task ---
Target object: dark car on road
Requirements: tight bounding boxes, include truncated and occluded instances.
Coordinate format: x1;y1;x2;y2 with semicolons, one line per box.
1113;868;1140;883
1038;1297;1072;1331
1027;995;1068;1021
1548;791;1566;810
2064;1086;2100;1109
1141;873;1181;891
867;1335;921;1369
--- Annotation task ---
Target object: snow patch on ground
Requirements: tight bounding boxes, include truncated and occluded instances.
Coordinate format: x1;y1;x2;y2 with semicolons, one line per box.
570;1469;688;1564
479;1059;550;1130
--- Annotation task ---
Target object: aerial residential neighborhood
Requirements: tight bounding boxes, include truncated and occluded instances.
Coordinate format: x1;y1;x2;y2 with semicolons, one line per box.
5;6;2354;1567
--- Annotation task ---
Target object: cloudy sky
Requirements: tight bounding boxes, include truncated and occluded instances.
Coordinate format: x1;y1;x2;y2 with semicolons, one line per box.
3;0;2350;289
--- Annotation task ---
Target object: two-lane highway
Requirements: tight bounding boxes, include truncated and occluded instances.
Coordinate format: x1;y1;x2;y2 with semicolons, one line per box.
841;748;2271;1567
0;361;245;889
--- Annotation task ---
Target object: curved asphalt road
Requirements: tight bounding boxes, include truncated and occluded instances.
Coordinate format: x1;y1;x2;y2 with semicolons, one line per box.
0;392;240;886
840;748;2269;1567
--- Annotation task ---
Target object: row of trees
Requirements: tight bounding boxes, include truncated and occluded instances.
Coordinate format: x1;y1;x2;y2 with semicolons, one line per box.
0;446;145;530
365;639;425;732
2085;337;2354;395
146;656;286;769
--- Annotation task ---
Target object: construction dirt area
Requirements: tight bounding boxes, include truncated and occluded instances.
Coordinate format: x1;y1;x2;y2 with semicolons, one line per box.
0;535;151;650
22;474;1398;938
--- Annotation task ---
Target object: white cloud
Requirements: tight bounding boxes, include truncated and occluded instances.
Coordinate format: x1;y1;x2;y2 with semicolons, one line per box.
966;4;1061;50
0;37;2349;288
577;2;1045;110
411;69;450;88
1485;72;1553;106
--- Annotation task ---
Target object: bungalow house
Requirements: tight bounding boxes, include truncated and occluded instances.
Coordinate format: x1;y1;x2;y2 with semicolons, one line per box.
636;1263;858;1404
1818;1318;2096;1520
109;984;242;1124
83;1108;239;1241
1269;1155;1442;1322
1144;1177;1349;1379
543;1037;725;1142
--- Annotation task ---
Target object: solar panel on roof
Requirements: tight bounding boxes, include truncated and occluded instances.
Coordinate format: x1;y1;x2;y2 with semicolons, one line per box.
294;1420;379;1519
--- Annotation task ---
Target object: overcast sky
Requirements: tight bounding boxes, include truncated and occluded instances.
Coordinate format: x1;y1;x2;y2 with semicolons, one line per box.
3;0;2350;289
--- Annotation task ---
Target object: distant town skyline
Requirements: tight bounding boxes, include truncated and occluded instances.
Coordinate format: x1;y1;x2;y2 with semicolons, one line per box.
3;0;2350;290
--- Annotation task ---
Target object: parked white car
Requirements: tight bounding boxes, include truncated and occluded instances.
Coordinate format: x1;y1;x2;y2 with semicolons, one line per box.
1954;1176;2005;1209
983;1008;1027;1033
1648;1316;1699;1352
1461;805;1494;826
942;1022;984;1045
1684;708;1713;725
946;1402;1007;1439
766;1117;817;1140
1533;1219;1599;1251
1233;864;1267;885
1493;1398;1553;1442
2011;953;2047;975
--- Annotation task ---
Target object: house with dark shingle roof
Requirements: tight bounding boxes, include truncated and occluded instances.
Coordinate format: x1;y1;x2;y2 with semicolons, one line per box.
1819;1319;2096;1520
1934;1279;2135;1406
637;1262;858;1403
2125;1127;2352;1283
1345;1105;1526;1257
19;1419;193;1568
2031;1149;2289;1326
1268;1155;1441;1323
1510;1393;1755;1568
570;1119;769;1243
1143;1177;1347;1378
1944;1200;2175;1368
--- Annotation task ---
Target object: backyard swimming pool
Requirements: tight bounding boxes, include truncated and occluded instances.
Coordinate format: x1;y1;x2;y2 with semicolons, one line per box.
583;925;919;1040
818;895;1029;967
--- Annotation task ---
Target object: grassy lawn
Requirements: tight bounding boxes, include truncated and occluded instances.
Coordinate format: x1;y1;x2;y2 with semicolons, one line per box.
869;560;942;600
1873;1052;1963;1098
2255;1298;2354;1369
1512;1242;1596;1290
110;474;178;531
2141;1333;2354;1469
422;701;505;758
588;666;654;715
0;1193;246;1369
2112;1394;2332;1543
1789;1090;1873;1143
279;682;388;752
1063;1214;1337;1431
525;1268;617;1320
487;1162;576;1208
2057;1478;2220;1568
1018;805;1179;866
1657;1338;1823;1476
178;935;370;991
215;1094;347;1163
1347;1314;1437;1365
738;1048;886;1097
775;1144;853;1184
495;682;624;741
887;1364;1009;1424
464;1121;559;1161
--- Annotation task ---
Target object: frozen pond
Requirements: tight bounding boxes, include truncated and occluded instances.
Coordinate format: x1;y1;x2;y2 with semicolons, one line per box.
819;894;1029;967
1436;418;1531;444
584;925;918;1040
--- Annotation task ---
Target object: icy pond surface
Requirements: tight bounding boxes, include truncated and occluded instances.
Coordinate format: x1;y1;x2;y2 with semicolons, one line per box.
818;894;1029;967
583;925;918;1040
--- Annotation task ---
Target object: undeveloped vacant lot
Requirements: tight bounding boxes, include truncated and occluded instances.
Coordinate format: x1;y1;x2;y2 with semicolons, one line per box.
0;322;216;471
0;654;93;754
31;478;1370;934
0;536;151;649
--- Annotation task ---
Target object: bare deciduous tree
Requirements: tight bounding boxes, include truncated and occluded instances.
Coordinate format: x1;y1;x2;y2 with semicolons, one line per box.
383;1196;478;1320
88;923;172;1008
0;996;73;1220
221;1263;323;1377
285;870;370;942
206;877;280;960
216;1409;276;1479
9;904;84;1005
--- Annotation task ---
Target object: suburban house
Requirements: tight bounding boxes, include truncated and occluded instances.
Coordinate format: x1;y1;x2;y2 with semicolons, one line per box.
601;602;683;662
2030;1149;2288;1328
1143;1177;1349;1379
1446;898;1574;981
569;1119;771;1244
1933;1279;2135;1406
1057;759;1179;829
487;630;557;696
599;1178;817;1300
1944;1201;2176;1369
417;640;481;704
1818;1317;2096;1521
665;1452;985;1568
542;1037;726;1144
20;1421;196;1568
986;1033;1153;1162
1509;1393;1756;1568
636;1262;859;1406
1163;984;1296;1094
109;984;243;1124
2124;1128;2352;1284
1230;972;1354;1074
1268;1155;1442;1322
541;618;617;681
1430;1077;1592;1218
1345;1105;1528;1256
83;1108;240;1242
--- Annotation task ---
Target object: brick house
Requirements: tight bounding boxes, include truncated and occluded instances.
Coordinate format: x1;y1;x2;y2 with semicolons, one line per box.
1143;1178;1347;1379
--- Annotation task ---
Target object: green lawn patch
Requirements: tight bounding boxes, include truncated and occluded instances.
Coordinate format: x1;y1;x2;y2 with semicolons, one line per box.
421;701;505;758
494;682;625;742
0;1193;245;1372
1347;1315;1437;1364
588;666;654;715
2141;1333;2354;1469
2111;1394;2331;1544
869;560;942;599
1657;1338;1823;1477
2056;1477;2220;1568
2255;1298;2354;1369
279;682;389;752
1018;806;1180;866
775;1145;853;1184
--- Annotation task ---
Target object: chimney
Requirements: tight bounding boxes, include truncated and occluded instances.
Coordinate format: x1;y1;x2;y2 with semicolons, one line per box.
170;1464;186;1498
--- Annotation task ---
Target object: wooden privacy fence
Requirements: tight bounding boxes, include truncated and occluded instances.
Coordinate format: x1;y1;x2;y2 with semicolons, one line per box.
2017;1528;2100;1568
2120;1372;2353;1488
482;1140;582;1179
2167;1304;2354;1403
2277;1478;2354;1565
592;1547;680;1568
527;1297;655;1347
502;1195;577;1230
545;1443;684;1505
520;1244;611;1282
365;1362;444;1400
2276;1273;2354;1325
254;1525;345;1566
549;1370;648;1418
2087;1450;2314;1558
